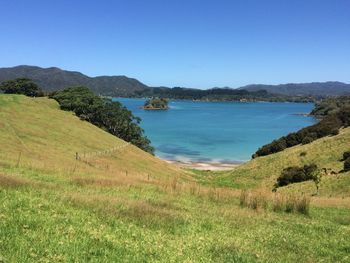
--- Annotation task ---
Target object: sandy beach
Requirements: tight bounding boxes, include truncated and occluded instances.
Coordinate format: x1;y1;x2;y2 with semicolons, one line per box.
166;160;241;171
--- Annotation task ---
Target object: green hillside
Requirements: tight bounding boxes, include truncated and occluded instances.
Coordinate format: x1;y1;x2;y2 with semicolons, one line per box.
213;128;350;198
0;95;186;180
1;94;350;262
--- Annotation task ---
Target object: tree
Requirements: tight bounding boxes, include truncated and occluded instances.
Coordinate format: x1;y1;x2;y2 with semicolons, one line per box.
0;78;43;97
344;158;350;172
343;151;350;161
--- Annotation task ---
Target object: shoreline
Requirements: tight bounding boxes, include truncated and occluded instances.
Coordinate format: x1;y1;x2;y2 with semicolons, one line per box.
116;97;315;104
165;160;242;171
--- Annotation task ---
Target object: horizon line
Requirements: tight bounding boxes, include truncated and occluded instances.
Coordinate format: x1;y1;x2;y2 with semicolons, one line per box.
1;64;350;90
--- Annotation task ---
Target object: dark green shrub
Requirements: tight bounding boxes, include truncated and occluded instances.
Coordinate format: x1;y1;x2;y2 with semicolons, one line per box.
302;136;314;145
343;151;350;161
330;128;339;136
344;158;350;172
337;107;350;127
275;164;318;188
300;151;307;157
285;133;300;147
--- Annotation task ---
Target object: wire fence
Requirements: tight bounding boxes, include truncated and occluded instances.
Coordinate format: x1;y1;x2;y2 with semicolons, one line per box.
76;142;130;160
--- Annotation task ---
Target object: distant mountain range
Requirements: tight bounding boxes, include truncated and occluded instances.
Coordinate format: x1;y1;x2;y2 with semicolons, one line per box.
238;82;350;97
0;65;349;97
0;65;147;96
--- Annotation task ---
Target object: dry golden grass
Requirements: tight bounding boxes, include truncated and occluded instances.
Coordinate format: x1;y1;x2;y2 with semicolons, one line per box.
0;174;30;188
311;196;350;208
239;189;310;215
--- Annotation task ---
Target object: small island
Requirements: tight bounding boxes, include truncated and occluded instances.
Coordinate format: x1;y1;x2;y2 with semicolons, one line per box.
143;98;169;110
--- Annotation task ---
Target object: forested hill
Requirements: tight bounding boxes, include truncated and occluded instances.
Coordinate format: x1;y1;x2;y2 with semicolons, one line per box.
239;82;350;97
0;65;148;96
1;65;350;98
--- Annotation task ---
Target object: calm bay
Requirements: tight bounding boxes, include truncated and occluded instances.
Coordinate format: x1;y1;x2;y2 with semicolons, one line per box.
114;98;316;164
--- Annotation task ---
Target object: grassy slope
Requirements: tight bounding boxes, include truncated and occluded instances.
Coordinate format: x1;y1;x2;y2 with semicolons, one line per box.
213;128;350;197
1;94;350;262
0;95;187;180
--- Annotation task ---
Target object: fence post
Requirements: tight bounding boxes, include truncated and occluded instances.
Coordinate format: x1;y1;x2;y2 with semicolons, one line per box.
16;151;22;167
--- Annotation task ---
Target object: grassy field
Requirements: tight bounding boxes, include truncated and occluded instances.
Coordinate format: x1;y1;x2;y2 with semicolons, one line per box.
0;94;350;262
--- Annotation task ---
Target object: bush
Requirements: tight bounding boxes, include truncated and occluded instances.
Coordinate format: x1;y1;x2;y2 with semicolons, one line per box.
285;133;300;147
0;78;43;97
337;106;350;127
330;128;339;136
299;151;307;157
344;158;350;172
275;164;318;188
343;151;350;161
301;136;314;145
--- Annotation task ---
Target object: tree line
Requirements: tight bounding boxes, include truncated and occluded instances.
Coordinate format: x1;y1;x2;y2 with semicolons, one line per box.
0;78;43;97
134;87;314;102
310;96;350;117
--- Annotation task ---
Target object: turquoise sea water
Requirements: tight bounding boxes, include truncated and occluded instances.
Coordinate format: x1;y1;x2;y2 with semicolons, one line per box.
114;98;316;163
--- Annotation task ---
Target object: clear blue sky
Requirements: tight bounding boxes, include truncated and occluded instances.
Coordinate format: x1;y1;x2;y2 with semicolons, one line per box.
0;0;349;88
